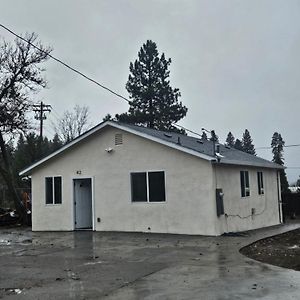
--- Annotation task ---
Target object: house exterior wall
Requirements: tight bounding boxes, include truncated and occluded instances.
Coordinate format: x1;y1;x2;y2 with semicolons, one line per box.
213;164;281;234
30;126;218;235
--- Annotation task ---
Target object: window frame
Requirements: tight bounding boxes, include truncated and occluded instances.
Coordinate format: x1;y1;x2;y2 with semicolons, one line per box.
240;170;250;198
45;176;63;205
130;170;166;203
257;171;264;195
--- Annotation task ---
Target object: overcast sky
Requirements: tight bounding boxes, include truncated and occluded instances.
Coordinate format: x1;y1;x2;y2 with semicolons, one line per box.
1;0;300;182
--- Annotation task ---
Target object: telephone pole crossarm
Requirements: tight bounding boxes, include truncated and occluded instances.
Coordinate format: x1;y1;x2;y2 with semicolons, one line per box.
32;101;52;139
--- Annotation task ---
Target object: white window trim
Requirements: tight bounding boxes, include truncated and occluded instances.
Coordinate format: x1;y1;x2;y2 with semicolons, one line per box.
130;170;167;204
240;170;250;198
258;171;265;195
45;176;63;205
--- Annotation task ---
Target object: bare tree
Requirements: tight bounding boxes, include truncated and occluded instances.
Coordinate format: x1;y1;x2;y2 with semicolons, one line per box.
55;105;92;143
0;33;52;223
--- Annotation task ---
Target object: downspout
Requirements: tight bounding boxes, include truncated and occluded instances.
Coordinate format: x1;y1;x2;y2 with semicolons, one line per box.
277;170;283;223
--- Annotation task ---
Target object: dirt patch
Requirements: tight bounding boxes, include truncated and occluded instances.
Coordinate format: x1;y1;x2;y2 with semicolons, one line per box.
240;228;300;271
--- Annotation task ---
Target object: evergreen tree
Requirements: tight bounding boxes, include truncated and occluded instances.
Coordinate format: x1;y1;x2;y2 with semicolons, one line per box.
242;129;256;155
51;133;63;152
271;132;289;193
201;131;208;141
103;114;112;122
209;130;219;143
14;133;57;177
234;139;243;151
116;40;187;131
226;132;235;147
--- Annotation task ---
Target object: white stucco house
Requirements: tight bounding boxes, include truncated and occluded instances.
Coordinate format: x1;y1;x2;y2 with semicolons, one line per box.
20;121;283;235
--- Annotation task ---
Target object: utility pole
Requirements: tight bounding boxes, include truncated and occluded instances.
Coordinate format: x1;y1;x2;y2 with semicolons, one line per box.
33;101;52;140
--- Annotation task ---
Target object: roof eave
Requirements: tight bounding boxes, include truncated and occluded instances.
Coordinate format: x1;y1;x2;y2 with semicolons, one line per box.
213;159;285;169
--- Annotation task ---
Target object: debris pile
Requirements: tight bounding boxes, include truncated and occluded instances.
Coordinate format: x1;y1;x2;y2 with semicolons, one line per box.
0;208;19;226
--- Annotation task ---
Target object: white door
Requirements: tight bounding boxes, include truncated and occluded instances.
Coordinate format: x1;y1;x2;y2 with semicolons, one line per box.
74;179;92;229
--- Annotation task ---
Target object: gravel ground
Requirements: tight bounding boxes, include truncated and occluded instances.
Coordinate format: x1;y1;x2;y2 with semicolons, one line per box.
240;228;300;271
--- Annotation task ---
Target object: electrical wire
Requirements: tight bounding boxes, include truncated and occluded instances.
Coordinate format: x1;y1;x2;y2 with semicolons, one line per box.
171;123;203;137
0;23;131;104
256;144;300;150
286;167;300;169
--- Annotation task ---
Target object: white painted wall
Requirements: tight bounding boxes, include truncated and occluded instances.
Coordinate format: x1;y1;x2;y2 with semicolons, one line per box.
31;126;218;235
213;165;281;234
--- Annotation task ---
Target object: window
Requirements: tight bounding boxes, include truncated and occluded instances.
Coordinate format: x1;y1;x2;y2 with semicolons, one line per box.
240;171;250;197
131;171;166;202
257;172;264;195
45;176;62;204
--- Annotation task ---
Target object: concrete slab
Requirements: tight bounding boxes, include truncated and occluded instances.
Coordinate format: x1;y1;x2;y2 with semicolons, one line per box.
0;222;299;299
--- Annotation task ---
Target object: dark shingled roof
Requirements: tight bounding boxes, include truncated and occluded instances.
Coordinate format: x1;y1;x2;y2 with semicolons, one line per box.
118;122;283;169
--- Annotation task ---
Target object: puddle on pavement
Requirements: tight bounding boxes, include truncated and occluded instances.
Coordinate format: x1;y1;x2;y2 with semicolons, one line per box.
0;239;11;246
1;288;25;295
288;245;299;249
0;232;32;246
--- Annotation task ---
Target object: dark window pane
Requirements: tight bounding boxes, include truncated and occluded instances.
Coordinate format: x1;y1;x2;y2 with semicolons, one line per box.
149;171;166;202
245;171;249;188
240;171;245;197
131;173;147;202
245;171;250;196
45;177;53;204
258;172;264;195
54;177;62;204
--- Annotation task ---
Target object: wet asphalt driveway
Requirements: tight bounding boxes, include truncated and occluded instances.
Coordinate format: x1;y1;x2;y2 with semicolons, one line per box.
0;223;300;300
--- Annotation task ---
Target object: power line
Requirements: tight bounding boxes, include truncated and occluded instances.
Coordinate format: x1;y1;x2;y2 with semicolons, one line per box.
256;144;300;150
0;23;130;104
48;108;61;123
171;123;203;137
43;126;56;137
286;167;300;169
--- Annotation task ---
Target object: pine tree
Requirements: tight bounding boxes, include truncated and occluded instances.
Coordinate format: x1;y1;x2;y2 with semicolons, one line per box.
209;130;219;143
51;133;63;152
116;40;187;131
201;132;207;141
234;139;243;151
226;132;235;147
242;129;256;155
271;132;289;193
103;114;112;122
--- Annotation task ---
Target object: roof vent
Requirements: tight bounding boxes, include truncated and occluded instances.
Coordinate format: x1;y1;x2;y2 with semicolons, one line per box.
164;133;172;138
196;140;203;144
115;133;123;146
